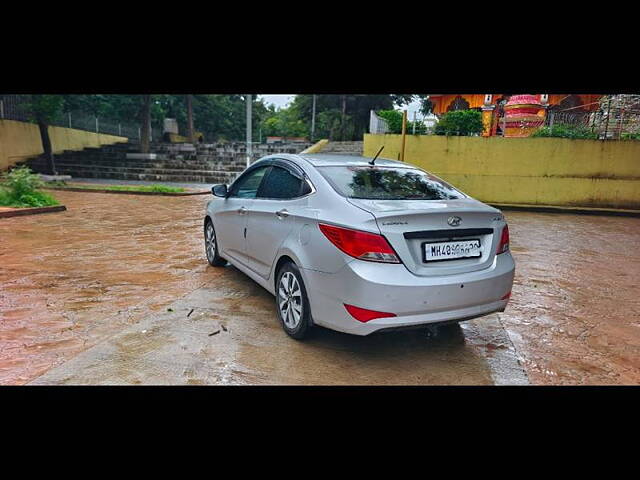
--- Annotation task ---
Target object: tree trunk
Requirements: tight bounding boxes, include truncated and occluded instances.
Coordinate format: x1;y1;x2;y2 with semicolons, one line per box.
37;121;56;175
140;95;151;154
186;94;194;143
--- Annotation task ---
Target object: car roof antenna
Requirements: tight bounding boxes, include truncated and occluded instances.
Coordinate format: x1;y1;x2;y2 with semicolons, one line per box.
369;146;384;166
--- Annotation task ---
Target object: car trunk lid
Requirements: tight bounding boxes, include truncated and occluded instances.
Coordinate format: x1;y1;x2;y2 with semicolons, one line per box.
347;198;506;276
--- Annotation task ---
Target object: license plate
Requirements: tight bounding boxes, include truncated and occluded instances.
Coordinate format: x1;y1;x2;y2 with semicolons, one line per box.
423;239;481;262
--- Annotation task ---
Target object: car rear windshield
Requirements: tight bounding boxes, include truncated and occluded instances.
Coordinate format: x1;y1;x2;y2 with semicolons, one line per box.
317;166;465;200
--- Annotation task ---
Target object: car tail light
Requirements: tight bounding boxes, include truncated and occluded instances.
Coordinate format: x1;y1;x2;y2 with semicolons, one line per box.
318;223;400;263
497;224;510;254
501;291;511;300
344;304;397;323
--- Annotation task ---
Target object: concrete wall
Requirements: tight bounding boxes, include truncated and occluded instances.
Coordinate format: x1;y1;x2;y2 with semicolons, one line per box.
0;119;128;171
363;134;640;210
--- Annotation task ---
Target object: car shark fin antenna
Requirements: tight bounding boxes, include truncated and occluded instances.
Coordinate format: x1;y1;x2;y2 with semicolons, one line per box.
369;146;384;166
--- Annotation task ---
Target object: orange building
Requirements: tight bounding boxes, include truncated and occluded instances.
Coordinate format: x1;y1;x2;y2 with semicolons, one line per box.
428;94;603;136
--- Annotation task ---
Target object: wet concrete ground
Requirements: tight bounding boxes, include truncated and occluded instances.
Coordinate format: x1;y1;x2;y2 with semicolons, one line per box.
1;191;638;385
500;212;640;384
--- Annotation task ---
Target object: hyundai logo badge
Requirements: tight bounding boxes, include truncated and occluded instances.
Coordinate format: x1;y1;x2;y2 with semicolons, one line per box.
448;216;462;227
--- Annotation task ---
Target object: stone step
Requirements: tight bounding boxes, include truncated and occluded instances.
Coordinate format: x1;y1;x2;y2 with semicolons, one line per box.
52;170;237;184
52;164;245;177
58;150;252;159
57;165;246;173
25;140;312;183
53;159;246;169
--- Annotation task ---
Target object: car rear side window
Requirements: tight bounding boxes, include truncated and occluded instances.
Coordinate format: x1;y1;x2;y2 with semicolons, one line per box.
317;166;464;200
258;166;307;199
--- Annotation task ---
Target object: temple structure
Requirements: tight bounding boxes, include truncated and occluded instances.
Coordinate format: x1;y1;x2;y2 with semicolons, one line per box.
428;94;603;136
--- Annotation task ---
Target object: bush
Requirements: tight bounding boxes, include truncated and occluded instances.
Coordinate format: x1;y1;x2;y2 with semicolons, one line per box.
377;110;428;135
4;165;44;196
434;110;483;136
531;124;598;140
0;166;59;208
621;132;640;141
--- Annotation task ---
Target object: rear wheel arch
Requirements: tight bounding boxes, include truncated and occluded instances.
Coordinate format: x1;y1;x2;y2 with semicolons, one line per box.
274;255;296;289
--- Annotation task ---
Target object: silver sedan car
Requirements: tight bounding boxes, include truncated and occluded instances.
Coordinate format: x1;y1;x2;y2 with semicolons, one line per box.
204;153;514;339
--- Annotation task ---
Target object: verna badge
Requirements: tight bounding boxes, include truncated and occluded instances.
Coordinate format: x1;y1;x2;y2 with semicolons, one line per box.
448;216;462;227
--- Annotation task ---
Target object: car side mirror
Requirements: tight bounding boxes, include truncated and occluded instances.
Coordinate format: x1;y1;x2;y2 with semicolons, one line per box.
212;184;228;198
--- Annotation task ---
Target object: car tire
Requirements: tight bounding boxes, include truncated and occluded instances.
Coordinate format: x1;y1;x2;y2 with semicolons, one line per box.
204;219;226;267
276;261;313;340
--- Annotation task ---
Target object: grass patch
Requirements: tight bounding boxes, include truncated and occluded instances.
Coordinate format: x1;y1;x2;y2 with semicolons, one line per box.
46;182;186;193
0;166;60;208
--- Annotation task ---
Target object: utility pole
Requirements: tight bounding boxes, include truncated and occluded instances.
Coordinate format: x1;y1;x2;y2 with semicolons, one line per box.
400;110;407;162
311;94;317;142
246;94;252;167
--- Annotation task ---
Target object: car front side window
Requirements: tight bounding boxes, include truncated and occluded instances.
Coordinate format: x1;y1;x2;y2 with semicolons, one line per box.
228;166;270;199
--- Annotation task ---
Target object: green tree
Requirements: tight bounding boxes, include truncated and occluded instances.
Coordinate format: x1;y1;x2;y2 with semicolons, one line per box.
377;110;404;133
417;95;434;115
260;103;309;138
272;95;412;141
377;109;427;135
434;110;483;136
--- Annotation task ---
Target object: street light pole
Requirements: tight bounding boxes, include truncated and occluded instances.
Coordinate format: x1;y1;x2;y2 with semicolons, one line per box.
246;94;252;167
311;94;316;142
400;110;407;162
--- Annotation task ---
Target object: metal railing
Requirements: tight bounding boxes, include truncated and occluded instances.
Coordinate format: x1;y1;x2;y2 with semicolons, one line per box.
369;110;389;134
49;110;161;142
544;108;640;140
0;95;30;122
0;95;160;142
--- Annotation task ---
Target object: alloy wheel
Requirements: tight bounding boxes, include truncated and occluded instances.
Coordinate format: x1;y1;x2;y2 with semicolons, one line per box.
205;223;216;261
278;271;303;329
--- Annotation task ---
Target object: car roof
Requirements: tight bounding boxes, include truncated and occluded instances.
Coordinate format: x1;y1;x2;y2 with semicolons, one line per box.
263;153;416;168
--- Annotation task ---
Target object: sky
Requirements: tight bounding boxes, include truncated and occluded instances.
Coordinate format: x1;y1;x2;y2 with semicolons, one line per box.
259;94;424;117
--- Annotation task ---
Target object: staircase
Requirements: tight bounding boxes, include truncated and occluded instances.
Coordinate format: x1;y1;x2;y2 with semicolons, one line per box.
26;141;312;184
319;141;363;156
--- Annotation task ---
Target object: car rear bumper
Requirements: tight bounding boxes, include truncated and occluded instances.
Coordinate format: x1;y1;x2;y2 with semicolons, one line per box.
301;253;515;336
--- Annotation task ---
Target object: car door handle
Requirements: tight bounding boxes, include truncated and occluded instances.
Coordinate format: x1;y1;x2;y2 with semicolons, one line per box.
275;209;289;219
238;207;247;215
